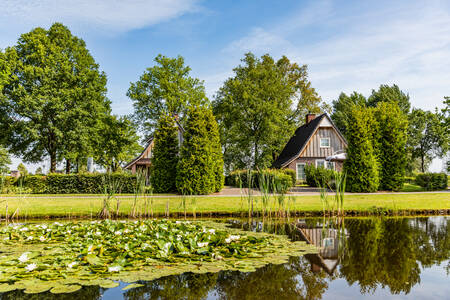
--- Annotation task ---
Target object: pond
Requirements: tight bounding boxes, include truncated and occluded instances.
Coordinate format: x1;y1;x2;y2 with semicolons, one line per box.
0;216;449;299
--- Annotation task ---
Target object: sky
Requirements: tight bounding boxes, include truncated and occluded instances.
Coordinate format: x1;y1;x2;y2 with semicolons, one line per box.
0;0;449;172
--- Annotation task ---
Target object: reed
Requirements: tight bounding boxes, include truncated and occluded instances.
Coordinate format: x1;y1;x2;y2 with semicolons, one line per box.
247;169;254;218
98;173;122;219
131;169;146;218
334;172;346;216
258;170;270;217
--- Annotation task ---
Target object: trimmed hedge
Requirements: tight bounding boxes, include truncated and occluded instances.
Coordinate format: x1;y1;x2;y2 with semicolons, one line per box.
305;164;337;188
225;169;293;192
7;173;137;194
281;168;296;186
415;173;448;191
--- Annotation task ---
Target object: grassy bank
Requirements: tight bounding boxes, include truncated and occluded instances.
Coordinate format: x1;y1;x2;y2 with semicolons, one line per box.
0;193;448;218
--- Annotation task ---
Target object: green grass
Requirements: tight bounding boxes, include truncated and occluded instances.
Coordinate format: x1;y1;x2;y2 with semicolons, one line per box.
399;183;425;192
0;193;448;218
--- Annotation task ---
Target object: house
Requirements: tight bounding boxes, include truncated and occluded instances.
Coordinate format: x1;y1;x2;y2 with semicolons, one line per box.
272;113;347;181
124;116;184;174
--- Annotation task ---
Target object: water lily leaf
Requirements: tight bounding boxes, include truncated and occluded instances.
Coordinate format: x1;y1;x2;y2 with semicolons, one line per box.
99;280;119;289
0;283;17;292
50;284;82;294
85;254;102;266
24;284;53;294
122;283;144;290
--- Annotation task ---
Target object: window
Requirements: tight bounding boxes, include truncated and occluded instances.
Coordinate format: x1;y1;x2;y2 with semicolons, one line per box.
327;161;335;170
316;160;325;168
320;137;330;148
296;163;306;181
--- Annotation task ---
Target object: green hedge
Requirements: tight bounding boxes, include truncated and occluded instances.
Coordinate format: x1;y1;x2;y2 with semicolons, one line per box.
0;176;17;194
225;169;293;192
281;169;296;186
305;164;337;188
415;173;448;191
6;173;137;194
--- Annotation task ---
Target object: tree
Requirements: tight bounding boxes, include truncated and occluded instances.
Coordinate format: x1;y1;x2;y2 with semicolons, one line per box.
176;105;224;195
127;54;208;137
407;109;444;172
374;102;408;191
17;163;28;176
150;114;179;193
344;107;380;192
94;115;142;173
0;23;110;173
331;92;367;137
367;84;411;115
35;167;43;175
0;146;11;174
213;53;326;171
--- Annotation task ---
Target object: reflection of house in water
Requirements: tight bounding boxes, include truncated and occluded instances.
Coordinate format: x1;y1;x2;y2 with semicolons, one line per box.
295;222;342;275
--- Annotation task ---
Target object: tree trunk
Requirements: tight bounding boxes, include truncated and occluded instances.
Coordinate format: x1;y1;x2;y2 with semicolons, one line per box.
66;159;71;174
50;151;57;173
421;155;425;173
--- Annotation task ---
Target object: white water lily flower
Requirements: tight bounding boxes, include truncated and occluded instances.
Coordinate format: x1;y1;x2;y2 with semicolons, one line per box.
41;224;48;229
225;235;240;244
26;236;33;241
53;222;63;226
141;243;149;250
39;236;45;242
88;245;94;253
176;221;182;224
67;262;77;269
18;252;29;263
108;265;121;272
198;242;209;248
25;263;37;272
123;229;130;234
95;231;102;236
46;229;52;232
13;226;19;230
19;227;28;232
114;231;122;236
208;229;215;234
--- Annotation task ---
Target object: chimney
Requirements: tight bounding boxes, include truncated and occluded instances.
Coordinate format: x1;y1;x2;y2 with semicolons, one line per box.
306;113;316;124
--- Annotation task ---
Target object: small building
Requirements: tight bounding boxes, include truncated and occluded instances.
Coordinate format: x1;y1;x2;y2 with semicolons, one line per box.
124;116;184;174
10;170;20;178
272;113;347;181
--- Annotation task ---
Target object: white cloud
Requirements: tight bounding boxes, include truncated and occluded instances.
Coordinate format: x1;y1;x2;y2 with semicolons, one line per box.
219;0;450;110
0;0;199;37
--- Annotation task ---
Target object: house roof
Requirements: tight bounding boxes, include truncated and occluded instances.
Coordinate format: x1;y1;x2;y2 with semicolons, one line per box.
272;114;346;168
123;138;154;170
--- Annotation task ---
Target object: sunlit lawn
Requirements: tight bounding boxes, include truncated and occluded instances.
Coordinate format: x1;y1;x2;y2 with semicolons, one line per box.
0;193;448;218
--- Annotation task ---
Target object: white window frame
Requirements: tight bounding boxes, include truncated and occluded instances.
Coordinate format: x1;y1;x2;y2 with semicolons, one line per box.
296;163;306;181
326;161;335;171
316;159;325;168
320;137;330;148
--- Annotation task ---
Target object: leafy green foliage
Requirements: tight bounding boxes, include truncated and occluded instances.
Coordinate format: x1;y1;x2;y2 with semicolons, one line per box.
374;102;408;191
331;92;367;137
304;164;337;188
280;168;296;186
17;163;28;176
344;107;380;192
225;169;293;192
0;220;317;293
0;23;110;172
408;108;447;172
15;173;136;194
127;54;208;136
367;84;411;115
0;146;11;174
176;106;224;195
213;53;326;171
94;115;142;173
151;114;179;193
415;173;448;191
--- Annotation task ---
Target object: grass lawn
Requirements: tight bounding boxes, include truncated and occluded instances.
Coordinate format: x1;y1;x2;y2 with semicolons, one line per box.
399;183;425;192
0;193;448;218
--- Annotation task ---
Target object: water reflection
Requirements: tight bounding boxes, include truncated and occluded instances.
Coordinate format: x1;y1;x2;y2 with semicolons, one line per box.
1;216;449;299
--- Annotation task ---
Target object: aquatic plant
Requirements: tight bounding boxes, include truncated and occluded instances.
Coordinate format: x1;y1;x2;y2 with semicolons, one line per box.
0;220;317;294
98;173;122;219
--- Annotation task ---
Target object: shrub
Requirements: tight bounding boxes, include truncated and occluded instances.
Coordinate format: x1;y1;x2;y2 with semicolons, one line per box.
280;168;296;186
415;173;448;191
226;169;293;192
15;173;137;194
151;114;179;193
304;164;337;188
0;176;16;194
344;106;380;192
176;106;224;195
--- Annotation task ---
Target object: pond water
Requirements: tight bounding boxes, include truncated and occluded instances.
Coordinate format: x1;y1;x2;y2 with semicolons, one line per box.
0;216;449;299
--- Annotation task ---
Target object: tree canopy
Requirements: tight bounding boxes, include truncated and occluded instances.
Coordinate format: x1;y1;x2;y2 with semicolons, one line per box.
94;115;142;173
0;23;110;173
368;84;411;115
127;55;208;137
331;92;367;137
213;52;326;171
0;147;11;174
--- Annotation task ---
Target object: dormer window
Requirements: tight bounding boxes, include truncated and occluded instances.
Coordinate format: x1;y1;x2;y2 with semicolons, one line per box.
320;138;330;148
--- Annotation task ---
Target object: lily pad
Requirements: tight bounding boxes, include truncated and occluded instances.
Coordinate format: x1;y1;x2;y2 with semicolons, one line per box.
122;283;145;290
50;284;82;294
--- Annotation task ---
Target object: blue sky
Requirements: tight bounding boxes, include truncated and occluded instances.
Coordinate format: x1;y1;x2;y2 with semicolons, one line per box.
1;0;449;171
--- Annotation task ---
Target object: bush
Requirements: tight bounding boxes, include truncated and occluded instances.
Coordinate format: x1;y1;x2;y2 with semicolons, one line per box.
14;173;137;194
280;168;296;186
226;169;293;192
304;164;337;188
415;173;448;191
0;176;16;194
